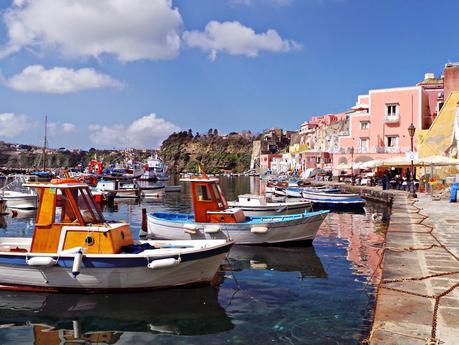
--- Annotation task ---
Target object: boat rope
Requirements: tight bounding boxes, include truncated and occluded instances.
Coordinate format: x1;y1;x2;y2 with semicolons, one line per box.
367;196;459;344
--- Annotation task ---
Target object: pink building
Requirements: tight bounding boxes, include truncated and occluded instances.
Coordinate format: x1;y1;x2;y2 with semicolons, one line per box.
299;113;347;135
333;73;443;173
260;153;282;173
298;152;331;170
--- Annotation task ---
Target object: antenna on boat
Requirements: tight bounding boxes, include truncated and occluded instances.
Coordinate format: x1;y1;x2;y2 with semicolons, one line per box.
42;115;48;172
197;161;209;178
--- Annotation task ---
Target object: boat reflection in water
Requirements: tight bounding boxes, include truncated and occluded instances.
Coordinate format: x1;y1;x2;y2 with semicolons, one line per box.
0;285;233;343
227;245;327;279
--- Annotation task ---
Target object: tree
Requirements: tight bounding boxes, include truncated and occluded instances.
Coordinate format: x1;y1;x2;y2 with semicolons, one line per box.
208;128;213;136
213;128;218;136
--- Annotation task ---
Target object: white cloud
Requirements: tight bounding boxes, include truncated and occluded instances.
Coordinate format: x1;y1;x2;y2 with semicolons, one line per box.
183;21;301;61
62;123;76;133
3;65;122;94
0;0;183;61
89;114;179;148
0;113;30;137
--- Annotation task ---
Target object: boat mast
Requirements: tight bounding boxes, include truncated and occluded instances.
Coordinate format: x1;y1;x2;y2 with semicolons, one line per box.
42;115;48;172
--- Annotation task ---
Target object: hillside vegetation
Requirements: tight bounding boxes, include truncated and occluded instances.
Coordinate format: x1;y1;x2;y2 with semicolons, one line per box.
160;130;254;174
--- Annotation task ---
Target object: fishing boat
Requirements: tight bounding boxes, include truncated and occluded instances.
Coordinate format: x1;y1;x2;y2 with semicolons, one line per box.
0;179;232;292
227;194;312;216
302;190;366;209
145;164;328;245
303;186;341;193
104;161;144;181
0;175;38;209
141;155;169;181
95;180;140;199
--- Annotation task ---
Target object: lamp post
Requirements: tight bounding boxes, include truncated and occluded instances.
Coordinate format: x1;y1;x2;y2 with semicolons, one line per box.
350;146;355;185
408;123;417;198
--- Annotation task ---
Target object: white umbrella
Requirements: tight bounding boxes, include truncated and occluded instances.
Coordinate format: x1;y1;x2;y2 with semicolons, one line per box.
377;156;413;167
416;155;459;166
360;160;383;169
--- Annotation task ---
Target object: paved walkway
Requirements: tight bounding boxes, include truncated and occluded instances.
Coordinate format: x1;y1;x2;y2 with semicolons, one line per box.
369;192;459;345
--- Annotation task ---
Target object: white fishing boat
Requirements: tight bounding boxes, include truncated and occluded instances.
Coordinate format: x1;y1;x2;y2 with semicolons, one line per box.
0;175;38;209
0;179;232;292
104;161;144;181
95;180;140;199
145;164;328;245
302;190;366;209
228;194;312;216
141;155;169;181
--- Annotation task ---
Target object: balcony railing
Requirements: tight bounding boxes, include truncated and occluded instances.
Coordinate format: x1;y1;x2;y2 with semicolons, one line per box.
333;146;411;154
384;114;400;123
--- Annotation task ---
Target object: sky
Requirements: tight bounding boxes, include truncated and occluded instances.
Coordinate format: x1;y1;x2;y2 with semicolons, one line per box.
0;0;458;150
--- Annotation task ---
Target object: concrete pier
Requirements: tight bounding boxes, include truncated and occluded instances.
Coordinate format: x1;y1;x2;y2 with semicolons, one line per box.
369;192;459;345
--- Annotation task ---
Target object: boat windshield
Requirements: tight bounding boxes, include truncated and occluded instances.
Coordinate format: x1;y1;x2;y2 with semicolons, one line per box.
64;187;105;224
196;185;211;201
1;175;36;195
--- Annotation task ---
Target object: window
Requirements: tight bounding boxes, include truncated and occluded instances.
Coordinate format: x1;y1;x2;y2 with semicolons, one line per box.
385;136;399;148
360;121;370;130
359;138;369;151
386;103;399;116
196;185;211;201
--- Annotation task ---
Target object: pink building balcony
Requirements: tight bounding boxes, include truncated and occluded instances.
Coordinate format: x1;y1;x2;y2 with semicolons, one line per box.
384;113;400;123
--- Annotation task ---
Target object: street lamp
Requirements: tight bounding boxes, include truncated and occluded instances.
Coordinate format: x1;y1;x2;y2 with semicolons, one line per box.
350;146;355;185
408;123;417;198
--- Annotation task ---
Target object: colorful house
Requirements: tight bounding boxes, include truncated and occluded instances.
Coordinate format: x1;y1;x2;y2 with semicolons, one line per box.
333;71;446;174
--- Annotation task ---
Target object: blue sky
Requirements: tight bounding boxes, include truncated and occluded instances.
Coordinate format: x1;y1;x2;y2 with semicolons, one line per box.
0;0;458;149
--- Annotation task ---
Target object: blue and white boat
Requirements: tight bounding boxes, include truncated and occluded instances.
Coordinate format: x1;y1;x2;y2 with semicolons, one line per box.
145;167;329;245
302;190;366;209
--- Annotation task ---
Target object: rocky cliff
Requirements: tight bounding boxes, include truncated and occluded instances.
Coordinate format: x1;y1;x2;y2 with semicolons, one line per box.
159;131;254;174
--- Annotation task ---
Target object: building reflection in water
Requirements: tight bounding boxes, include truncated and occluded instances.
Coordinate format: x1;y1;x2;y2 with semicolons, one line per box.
315;203;387;283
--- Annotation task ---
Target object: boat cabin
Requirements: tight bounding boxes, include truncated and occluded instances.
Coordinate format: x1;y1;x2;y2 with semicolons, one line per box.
24;180;133;254
181;176;246;223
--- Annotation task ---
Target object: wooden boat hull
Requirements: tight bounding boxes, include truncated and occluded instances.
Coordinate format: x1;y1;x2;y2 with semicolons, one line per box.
146;211;329;245
0;239;232;292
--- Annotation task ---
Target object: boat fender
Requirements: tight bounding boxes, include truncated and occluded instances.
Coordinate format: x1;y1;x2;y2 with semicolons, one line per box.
148;257;181;270
26;256;57;267
204;225;221;234
251;226;268;234
183;223;198;235
72;250;83;278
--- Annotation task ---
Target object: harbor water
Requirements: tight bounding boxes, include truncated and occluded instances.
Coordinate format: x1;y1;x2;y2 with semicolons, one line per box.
0;177;388;345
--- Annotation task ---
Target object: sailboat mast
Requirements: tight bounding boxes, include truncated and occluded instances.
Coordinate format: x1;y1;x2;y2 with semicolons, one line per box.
42;116;48;172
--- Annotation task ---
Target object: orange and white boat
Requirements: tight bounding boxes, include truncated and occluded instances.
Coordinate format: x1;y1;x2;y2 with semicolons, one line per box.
0;179;232;293
145;164;329;245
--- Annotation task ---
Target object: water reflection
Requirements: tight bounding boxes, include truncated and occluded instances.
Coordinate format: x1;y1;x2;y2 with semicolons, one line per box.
227;245;327;279
0;176;388;344
0;286;233;343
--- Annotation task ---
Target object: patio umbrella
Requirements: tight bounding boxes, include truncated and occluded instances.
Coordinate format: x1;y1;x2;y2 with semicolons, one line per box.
377;156;412;167
416;155;459;166
360;160;383;169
